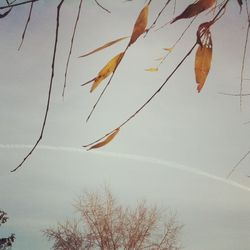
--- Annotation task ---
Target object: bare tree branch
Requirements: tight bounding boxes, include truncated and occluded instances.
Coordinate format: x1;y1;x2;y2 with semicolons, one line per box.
11;0;65;172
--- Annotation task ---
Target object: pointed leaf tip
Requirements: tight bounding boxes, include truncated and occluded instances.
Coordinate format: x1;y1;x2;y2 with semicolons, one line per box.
128;4;149;46
88;128;120;150
171;0;215;23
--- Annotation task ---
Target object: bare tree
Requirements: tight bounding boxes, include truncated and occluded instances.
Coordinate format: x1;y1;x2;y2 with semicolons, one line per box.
0;210;15;250
44;189;182;250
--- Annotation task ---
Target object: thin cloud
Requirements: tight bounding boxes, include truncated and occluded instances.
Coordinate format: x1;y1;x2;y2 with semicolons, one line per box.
1;144;250;192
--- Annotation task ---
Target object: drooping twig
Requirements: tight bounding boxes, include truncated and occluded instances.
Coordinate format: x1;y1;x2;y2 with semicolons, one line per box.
18;1;34;51
62;0;84;98
94;0;110;14
144;0;172;37
0;0;38;10
86;46;128;122
11;0;65;172
83;0;230;148
239;0;250;110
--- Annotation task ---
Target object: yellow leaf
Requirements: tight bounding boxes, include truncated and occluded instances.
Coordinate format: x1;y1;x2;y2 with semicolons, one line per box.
195;40;212;93
88;128;120;150
163;47;173;52
145;67;158;72
171;0;215;23
128;4;149;46
79;36;129;58
91;52;124;92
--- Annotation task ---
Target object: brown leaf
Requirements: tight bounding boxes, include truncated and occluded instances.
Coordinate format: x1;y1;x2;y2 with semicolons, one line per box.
88;128;120;150
195;29;212;93
91;52;124;92
171;0;215;24
79;36;129;58
128;4;149;46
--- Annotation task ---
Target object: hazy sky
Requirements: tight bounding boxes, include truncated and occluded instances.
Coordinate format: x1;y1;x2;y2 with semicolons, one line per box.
1;0;250;249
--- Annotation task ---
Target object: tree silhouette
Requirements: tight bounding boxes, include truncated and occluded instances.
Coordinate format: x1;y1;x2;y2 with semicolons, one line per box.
44;188;182;250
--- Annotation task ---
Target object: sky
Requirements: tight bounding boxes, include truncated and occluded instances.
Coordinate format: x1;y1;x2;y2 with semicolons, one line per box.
0;0;250;249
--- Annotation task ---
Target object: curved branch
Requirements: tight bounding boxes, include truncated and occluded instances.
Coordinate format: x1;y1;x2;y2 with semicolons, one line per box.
11;0;65;172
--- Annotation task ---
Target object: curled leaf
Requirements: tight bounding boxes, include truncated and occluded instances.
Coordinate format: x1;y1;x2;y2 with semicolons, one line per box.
145;67;158;72
171;0;215;23
91;52;124;92
79;36;129;58
195;26;212;93
128;4;149;46
88;128;120;150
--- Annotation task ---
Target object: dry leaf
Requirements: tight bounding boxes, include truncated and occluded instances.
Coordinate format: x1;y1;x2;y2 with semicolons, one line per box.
195;28;212;93
91;52;124;92
79;36;128;58
128;4;149;46
88;128;120;150
163;47;173;52
171;0;215;23
145;67;158;72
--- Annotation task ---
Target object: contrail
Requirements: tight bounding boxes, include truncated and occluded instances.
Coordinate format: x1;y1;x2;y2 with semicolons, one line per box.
1;144;250;192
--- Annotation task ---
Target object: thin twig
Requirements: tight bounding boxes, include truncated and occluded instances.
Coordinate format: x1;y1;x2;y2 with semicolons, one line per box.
18;1;34;51
94;0;110;14
83;0;230;148
239;0;250;110
11;0;65;172
86;46;128;122
227;149;250;178
157;15;197;69
62;0;84;98
144;0;172;37
0;0;38;10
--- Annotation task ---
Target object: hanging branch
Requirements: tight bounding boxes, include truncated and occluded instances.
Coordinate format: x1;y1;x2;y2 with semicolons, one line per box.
0;6;12;18
18;1;34;51
0;0;38;10
83;0;230;149
94;0;111;14
62;0;84;98
239;0;250;109
11;0;65;172
144;0;172;37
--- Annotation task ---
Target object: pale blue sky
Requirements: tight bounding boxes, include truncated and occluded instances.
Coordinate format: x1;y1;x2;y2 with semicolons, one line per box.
0;0;250;249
